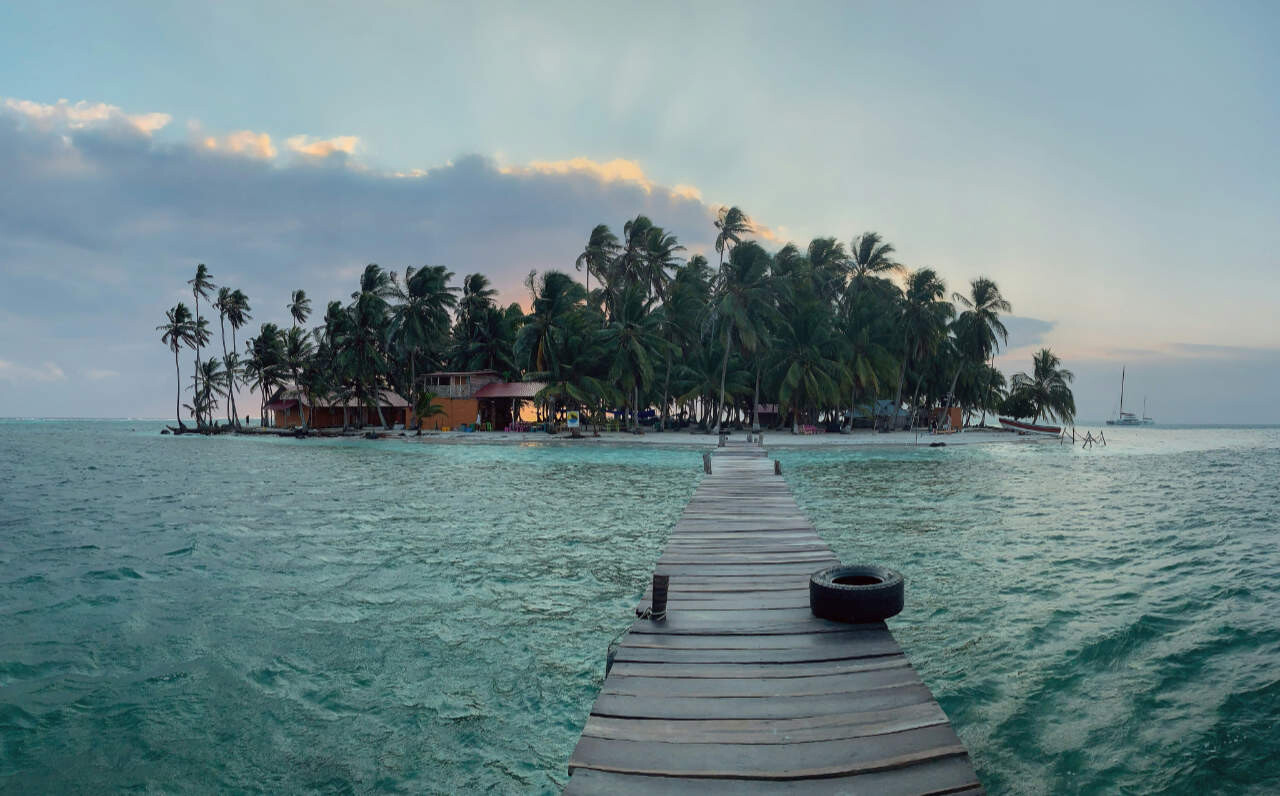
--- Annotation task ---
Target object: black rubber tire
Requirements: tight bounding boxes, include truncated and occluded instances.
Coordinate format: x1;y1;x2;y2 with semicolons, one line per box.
809;564;905;623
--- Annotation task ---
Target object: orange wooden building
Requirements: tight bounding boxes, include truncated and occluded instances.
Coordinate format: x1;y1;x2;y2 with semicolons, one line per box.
410;371;546;430
266;387;409;428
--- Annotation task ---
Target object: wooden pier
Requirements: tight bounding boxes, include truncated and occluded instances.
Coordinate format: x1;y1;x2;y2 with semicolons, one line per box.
565;445;981;794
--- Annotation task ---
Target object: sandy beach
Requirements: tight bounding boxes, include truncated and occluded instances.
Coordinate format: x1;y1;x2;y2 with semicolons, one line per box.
386;427;1043;447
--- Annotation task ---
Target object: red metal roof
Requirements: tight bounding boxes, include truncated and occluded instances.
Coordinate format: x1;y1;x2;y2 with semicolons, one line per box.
473;381;546;399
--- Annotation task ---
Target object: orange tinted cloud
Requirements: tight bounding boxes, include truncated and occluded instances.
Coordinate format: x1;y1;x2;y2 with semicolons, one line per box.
500;156;708;204
3;97;171;135
286;134;359;158
203;130;277;159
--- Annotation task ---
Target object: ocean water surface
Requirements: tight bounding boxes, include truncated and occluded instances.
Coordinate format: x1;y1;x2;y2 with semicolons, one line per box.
1;421;1277;793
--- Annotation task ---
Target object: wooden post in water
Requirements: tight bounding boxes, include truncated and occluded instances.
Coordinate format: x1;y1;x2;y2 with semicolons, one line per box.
774;459;782;475
717;433;726;448
702;452;712;474
649;574;669;621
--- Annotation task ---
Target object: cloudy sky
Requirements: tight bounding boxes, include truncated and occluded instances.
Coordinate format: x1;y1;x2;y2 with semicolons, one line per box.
1;0;1277;422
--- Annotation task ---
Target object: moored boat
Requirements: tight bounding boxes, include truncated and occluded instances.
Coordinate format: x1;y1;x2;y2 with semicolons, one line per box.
999;417;1062;436
1106;366;1155;426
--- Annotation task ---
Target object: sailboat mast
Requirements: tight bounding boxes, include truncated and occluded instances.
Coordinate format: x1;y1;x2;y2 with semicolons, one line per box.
1120;366;1125;415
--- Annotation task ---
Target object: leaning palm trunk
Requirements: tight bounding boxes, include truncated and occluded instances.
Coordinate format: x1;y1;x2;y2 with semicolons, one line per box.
193;299;202;428
229;328;240;428
714;324;733;434
660;354;672;431
848;381;858;432
942;364;963;429
173;348;183;429
218;316;231;428
979;355;995;427
890;331;910;431
752;364;761;432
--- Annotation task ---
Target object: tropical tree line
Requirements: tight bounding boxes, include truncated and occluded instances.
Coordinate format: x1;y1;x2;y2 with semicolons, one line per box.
157;207;1075;433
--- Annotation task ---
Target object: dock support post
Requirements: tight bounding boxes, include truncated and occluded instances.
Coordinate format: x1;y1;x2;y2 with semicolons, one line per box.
702;452;712;474
774;459;782;475
650;574;669;621
717;433;726;447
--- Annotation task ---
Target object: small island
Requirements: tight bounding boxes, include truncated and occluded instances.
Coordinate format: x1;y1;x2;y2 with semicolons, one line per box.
158;209;1074;441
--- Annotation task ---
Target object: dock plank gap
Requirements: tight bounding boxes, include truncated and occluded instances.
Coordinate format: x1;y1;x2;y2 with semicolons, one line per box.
564;443;982;794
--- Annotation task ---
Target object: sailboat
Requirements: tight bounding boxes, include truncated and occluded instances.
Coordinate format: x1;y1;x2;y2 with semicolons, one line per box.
1106;367;1155;426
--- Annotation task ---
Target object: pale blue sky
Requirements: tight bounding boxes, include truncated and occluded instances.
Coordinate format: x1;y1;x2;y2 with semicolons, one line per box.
1;1;1277;421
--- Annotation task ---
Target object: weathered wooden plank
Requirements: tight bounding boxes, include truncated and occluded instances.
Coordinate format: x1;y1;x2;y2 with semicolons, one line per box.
569;724;968;778
582;700;948;744
588;683;941;721
564;756;981;794
606;655;911;680
617;627;892;650
600;666;920;698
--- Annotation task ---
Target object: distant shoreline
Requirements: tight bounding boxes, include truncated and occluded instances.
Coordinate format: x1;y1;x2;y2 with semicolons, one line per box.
326;427;1039;448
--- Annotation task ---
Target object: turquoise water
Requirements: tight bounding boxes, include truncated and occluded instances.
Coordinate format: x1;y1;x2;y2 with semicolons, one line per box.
1;422;1278;793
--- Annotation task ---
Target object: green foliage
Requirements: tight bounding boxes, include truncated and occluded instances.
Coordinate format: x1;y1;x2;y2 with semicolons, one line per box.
1010;348;1077;424
164;212;1051;435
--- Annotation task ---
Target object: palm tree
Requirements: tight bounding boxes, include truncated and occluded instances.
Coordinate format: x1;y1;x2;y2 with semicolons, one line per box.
806;237;847;300
413;390;447;434
282;326;315;428
709;241;776;433
713;206;753;267
346;265;395;427
188;316;212;427
654;260;709;430
673;341;750;429
837;295;895;430
457;273;498;331
642;225;684;302
1010;348;1076;424
186;357;227;427
157;303;195;429
214;287;234;425
773;303;843;433
598;284;666;430
394;264;458;414
225;289;252;427
574;224;619;307
244;323;284;426
845;232;900;295
515;270;586;376
888;268;953;430
453;303;522;378
288;289;312;328
947;277;1011;426
529;315;613;436
188;264;215;426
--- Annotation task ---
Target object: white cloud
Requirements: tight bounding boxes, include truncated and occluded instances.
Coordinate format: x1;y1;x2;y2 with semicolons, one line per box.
0;359;66;383
86;368;120;381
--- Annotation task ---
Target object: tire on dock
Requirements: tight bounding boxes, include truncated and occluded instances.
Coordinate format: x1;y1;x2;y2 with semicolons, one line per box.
809;564;904;623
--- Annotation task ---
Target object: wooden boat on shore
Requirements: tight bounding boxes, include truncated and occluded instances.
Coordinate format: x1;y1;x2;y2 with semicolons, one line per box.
999;417;1062;436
